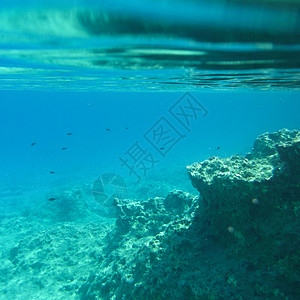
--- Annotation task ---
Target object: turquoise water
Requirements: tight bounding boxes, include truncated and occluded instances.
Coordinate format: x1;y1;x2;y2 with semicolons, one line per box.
1;1;300;299
1;0;300;90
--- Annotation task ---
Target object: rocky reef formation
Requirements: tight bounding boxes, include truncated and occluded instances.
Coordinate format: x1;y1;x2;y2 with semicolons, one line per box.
187;129;300;298
22;187;93;222
79;190;200;299
0;217;115;300
80;129;300;300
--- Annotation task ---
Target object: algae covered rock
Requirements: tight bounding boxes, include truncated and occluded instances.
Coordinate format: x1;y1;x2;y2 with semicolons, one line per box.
247;128;300;160
79;191;199;300
80;129;300;300
36;188;92;222
187;128;300;298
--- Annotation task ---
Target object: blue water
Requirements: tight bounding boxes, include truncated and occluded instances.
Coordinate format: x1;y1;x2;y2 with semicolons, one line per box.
1;0;300;91
1;90;299;209
1;0;300;299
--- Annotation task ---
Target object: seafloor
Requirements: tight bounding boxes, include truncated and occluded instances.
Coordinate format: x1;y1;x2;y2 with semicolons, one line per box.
0;129;299;300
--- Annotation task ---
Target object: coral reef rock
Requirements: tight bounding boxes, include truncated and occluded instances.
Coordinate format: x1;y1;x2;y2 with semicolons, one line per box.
80;129;300;300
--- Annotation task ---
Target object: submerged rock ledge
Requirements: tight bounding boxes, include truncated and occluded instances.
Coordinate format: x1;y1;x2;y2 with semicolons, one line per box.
80;129;300;300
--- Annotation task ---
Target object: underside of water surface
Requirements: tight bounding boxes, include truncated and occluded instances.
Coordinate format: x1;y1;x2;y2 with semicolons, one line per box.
0;0;300;91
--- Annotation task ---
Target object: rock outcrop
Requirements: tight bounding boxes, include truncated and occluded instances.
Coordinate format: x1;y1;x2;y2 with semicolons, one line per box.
80;129;300;300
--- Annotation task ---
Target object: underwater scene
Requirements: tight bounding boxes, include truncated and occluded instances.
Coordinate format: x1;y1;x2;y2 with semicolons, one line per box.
1;0;300;299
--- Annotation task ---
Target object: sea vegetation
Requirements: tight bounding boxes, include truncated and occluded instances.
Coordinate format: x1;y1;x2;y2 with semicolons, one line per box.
79;129;300;299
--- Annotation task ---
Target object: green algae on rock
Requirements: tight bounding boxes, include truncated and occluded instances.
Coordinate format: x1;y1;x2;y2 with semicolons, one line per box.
80;129;300;300
186;128;300;298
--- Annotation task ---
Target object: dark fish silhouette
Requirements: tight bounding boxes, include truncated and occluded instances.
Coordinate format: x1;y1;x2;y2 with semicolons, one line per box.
48;197;56;201
31;142;37;146
49;171;56;174
125;127;128;130
66;132;72;135
105;128;111;131
61;147;68;150
160;147;165;150
216;146;221;150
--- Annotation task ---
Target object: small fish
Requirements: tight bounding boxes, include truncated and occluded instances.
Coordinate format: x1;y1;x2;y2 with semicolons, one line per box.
160;147;165;150
48;197;56;201
61;147;68;150
31;142;37;146
125;127;128;130
49;171;56;174
216;146;221;150
105;128;111;131
66;132;72;135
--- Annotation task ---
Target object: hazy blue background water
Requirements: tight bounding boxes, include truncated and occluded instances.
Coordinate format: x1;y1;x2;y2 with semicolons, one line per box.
1;91;299;210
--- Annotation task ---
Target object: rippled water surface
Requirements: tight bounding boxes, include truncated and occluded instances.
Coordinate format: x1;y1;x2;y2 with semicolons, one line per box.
1;0;300;91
